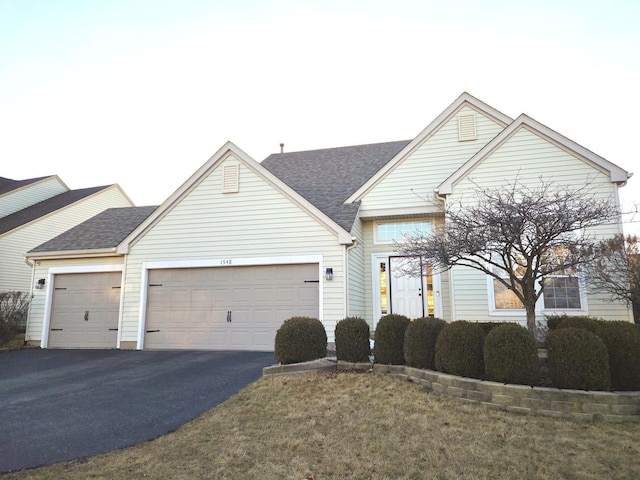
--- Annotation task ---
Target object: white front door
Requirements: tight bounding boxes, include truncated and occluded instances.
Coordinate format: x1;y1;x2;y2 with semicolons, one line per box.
373;254;442;325
389;256;424;318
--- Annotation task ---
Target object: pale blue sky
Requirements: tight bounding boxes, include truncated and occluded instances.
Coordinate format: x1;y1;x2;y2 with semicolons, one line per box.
1;0;639;230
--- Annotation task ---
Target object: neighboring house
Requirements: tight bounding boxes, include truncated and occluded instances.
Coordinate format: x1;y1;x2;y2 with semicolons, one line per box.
0;175;134;293
23;93;634;350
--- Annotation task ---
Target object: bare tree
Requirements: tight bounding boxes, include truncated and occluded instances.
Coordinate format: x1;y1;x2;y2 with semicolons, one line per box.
395;180;620;336
0;291;30;345
585;234;640;323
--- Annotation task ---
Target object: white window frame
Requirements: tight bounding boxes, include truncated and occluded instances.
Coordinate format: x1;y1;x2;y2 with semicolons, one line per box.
374;220;432;245
487;272;589;317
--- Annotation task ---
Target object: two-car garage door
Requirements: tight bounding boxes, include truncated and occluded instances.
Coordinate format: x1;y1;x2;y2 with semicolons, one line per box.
144;263;319;351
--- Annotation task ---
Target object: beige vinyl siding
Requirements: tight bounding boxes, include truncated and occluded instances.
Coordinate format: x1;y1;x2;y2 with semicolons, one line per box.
25;256;125;344
448;127;632;323
347;217;365;318
120;155;347;344
0;177;67;218
0;186;132;292
360;106;505;212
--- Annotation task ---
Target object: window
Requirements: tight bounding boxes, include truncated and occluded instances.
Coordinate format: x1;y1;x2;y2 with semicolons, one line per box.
375;221;431;244
488;255;584;314
493;280;524;309
543;270;581;309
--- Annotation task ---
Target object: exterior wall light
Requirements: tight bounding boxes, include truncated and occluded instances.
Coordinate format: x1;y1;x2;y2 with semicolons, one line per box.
35;278;46;289
325;268;333;281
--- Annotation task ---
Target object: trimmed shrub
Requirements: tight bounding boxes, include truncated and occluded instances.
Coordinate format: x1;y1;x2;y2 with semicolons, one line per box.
476;322;503;335
435;321;485;379
554;315;599;333
483;323;540;386
594;321;640;391
274;316;327;365
404;317;446;370
547;328;610;391
335;317;370;362
545;315;563;331
374;314;410;365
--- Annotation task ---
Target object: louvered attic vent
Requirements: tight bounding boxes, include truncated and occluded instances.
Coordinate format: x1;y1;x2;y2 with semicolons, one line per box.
458;113;477;141
222;164;239;193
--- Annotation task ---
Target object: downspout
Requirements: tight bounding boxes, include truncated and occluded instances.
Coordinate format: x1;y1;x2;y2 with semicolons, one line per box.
344;237;358;318
23;256;36;345
434;190;455;321
115;254;128;349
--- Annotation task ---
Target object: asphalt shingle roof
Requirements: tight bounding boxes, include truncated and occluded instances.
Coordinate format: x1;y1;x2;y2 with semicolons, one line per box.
27;140;410;253
29;206;157;253
0;176;52;196
261;140;410;231
0;186;111;236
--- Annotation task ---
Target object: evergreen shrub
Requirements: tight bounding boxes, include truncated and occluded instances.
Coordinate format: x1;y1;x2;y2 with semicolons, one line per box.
374;314;410;365
274;316;327;365
547;328;610;390
483;323;540;386
404;317;446;370
435;321;485;379
335;317;371;363
594;321;640;391
555;315;599;332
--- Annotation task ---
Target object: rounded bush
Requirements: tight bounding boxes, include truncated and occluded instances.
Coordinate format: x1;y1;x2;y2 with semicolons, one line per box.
547;328;610;391
374;314;410;365
404;317;445;370
555;315;599;333
545;316;563;331
274;316;327;365
594;321;640;391
483;323;540;386
476;322;503;335
435;321;485;379
335;317;370;362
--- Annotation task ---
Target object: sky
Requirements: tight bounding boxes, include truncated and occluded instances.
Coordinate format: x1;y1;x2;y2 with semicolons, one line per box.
1;0;639;232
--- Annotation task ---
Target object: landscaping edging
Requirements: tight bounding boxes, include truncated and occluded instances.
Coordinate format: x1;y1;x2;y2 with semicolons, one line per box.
263;359;640;423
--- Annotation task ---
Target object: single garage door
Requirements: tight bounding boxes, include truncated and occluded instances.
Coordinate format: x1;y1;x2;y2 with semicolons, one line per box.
48;272;122;348
144;263;319;351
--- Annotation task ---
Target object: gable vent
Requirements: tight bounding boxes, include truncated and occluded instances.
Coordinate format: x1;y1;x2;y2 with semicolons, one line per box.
222;164;239;193
458;114;477;141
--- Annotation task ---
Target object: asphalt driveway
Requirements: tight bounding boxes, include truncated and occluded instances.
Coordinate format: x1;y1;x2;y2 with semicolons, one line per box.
0;349;275;473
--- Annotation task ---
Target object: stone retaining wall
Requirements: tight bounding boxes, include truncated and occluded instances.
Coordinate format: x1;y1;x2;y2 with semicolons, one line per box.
366;363;640;423
264;359;640;422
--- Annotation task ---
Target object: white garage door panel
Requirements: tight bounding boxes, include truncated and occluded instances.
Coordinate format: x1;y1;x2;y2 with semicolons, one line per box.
144;263;319;351
48;272;121;349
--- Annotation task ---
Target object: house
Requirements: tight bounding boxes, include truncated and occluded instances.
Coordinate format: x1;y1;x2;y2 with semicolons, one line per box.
23;93;634;350
0;175;134;293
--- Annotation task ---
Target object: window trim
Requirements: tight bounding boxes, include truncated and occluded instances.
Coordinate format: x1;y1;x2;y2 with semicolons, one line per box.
373;220;432;245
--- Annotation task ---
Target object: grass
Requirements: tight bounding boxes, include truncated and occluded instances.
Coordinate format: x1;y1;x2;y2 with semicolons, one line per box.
5;371;640;479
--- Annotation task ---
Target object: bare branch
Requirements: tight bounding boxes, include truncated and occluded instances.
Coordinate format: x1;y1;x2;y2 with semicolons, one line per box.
394;179;621;334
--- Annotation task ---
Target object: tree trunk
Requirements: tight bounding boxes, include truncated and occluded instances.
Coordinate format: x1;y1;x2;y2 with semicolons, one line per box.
526;304;537;339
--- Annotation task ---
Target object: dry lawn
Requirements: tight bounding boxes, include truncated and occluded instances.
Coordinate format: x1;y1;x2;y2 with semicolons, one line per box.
5;371;640;479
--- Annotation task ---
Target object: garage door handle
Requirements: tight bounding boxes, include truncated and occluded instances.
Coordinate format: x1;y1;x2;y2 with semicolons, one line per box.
108;328;118;331
146;329;160;333
84;311;89;321
51;328;63;331
227;311;232;323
